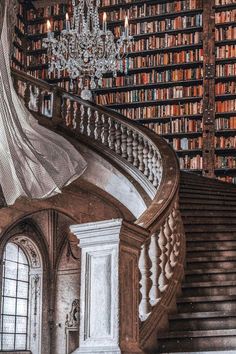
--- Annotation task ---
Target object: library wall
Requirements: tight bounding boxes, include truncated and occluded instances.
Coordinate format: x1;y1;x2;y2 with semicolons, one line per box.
12;0;236;183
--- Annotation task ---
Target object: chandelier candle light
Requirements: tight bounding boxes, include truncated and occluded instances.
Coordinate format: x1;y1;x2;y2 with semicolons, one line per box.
43;0;133;101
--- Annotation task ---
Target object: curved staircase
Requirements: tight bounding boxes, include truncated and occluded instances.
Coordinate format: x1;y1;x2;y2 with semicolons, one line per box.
157;171;236;353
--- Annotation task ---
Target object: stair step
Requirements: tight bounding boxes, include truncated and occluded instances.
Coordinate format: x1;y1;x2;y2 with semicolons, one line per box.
180;193;236;202
186;255;236;263
186;233;236;242
180;204;236;211
180;198;236;206
180;186;236;196
182;281;236;297
158;329;236;352
187;250;236;259
183;217;236;224
177;295;236;313
185;271;236;283
182;210;236;217
184;225;236;232
185;268;236;275
186;241;236;251
187;260;236;270
169;311;236;331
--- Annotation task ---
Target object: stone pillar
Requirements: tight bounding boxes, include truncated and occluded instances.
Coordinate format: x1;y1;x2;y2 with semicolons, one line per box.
70;219;148;354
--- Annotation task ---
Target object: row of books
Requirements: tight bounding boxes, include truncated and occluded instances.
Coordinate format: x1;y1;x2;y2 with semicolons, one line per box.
215;26;236;41
215;156;236;168
96;86;203;105
215;9;236;23
215;117;236;129
219;176;236;183
172;136;203;150
13;48;25;64
215;82;236;95
216;45;236;59
27;20;65;35
27;54;47;66
100;67;203;87
112;15;202;36
215;136;236;148
216;100;236;112
216;63;236;77
215;0;236;5
132;32;202;52
16;17;25;34
117;102;202;119
101;0;203;13
147;119;202;135
27;39;45;51
179;155;203;169
26;4;70;21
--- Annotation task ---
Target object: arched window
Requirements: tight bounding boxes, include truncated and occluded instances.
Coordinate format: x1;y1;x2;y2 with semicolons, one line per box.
0;242;30;351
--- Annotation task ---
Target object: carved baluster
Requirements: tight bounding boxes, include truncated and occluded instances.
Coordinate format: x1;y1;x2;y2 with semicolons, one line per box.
95;111;103;141
143;141;149;177
127;129;133;164
72;101;77;130
115;122;122;155
139;242;151;321
164;215;174;279
109;118;116;151
121;125;128;159
103;114;109;146
152;150;160;188
61;97;67;125
148;145;154;182
169;208;178;268
80;104;85;134
148;233;161;306
24;81;31;109
38;88;43;116
88;108;96;139
132;132;139;167
157;226;168;292
65;99;72;127
83;106;89;136
138;136;145;172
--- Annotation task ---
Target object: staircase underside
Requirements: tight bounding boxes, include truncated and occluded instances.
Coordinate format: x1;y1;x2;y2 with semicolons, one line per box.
156;172;236;353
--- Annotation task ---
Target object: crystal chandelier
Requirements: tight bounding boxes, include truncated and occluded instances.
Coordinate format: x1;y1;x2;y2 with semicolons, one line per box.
43;0;133;100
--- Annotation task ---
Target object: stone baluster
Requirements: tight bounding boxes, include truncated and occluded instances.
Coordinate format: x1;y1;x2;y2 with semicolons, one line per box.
88;108;95;139
38;88;43;116
152;150;160;188
132;132;139;168
127;129;134;164
164;215;174;279
157;226;168;292
109;117;116;151
147;145;154;183
65;99;72;127
103;114;109;146
83;106;89;136
72;101;77;130
121;125;128;159
24;81;31;109
139;242;151;322
138;136;145;173
169;208;178;268
95;111;102;142
115;122;122;155
143;141;149;177
148;233;161;306
80;104;85;134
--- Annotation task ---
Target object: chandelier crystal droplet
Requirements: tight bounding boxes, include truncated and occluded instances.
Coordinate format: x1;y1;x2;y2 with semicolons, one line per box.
43;0;133;100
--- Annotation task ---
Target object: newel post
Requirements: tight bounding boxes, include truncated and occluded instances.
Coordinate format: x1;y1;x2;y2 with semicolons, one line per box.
70;219;148;354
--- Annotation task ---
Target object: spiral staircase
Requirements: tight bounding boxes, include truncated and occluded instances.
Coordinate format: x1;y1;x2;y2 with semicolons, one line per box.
7;67;236;354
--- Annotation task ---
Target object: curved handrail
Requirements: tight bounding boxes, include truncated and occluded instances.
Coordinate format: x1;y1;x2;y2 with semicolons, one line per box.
12;68;185;351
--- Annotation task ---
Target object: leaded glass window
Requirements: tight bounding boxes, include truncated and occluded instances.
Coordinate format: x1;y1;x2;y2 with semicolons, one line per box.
0;242;30;350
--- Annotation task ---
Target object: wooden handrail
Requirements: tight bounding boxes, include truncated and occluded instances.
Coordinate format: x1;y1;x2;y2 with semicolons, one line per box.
12;68;185;351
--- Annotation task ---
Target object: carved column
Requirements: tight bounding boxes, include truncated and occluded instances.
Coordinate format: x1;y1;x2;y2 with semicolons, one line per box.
70;219;147;354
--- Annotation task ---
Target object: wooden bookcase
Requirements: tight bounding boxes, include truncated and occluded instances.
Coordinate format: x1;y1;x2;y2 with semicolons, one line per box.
12;0;236;183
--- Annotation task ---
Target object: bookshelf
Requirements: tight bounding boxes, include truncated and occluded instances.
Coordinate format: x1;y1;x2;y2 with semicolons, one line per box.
12;0;236;183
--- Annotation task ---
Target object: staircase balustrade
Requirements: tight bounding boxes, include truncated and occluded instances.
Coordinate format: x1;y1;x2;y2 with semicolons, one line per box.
12;68;185;351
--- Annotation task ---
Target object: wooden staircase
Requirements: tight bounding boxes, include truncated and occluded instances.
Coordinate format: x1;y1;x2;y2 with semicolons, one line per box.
157;171;236;353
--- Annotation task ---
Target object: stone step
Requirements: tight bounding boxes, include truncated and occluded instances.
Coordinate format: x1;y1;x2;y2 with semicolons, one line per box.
182;209;236;217
184;224;236;232
180;185;236;196
180;204;236;211
180;198;236;206
177;295;236;313
180;192;236;202
187;259;236;270
187;249;236;259
185;271;236;283
186;241;236;251
182;281;236;297
169;311;236;331
186;233;236;242
183;217;236;224
157;329;236;353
